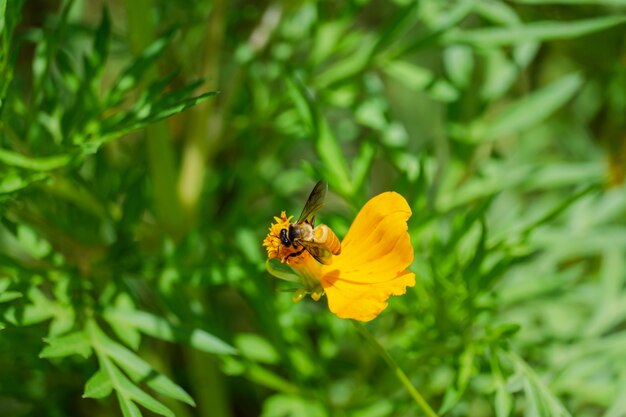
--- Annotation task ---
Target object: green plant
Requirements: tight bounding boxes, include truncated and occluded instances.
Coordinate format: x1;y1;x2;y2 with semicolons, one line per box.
1;1;626;416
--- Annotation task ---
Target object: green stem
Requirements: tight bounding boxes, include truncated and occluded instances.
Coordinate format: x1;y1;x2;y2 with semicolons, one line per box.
177;0;227;218
125;0;185;236
352;321;440;417
184;347;232;417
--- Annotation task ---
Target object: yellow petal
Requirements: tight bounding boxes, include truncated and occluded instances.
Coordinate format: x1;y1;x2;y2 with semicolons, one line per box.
321;269;415;321
320;192;415;321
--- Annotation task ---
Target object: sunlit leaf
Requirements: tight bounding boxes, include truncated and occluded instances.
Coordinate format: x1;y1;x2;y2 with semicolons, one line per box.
103;338;196;406
0;149;72;171
107;29;176;103
286;76;353;196
483;72;584;141
0;291;21;303
314;36;376;87
382;60;458;102
40;331;92;359
444;45;473;89
444;15;626;46
98;91;218;149
119;396;143;417
261;394;326;417
513;0;626;4
104;308;237;355
115;368;174;417
495;384;513;417
84;370;113;399
235;333;280;364
0;170;47;194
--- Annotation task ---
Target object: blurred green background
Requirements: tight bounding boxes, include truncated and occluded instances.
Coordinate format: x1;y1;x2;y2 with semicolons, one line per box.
1;0;626;416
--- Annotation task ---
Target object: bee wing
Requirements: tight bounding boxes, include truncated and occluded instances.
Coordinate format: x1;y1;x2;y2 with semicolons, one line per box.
301;241;333;265
297;180;327;223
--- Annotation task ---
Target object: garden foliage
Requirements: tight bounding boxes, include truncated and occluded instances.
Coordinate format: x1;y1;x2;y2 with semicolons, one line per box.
1;1;626;416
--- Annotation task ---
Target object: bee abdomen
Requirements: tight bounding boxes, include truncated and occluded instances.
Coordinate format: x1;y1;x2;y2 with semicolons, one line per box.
314;224;342;255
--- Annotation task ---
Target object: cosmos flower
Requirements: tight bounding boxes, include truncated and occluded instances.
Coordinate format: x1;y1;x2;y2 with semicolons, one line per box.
263;191;415;322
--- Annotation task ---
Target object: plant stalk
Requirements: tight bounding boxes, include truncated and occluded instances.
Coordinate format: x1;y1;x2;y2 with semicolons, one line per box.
125;0;185;235
352;321;439;417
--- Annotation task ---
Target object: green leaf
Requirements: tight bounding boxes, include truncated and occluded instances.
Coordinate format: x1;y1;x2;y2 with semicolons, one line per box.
479;72;584;142
439;388;460;415
480;48;521;101
235;333;280;364
316;118;353;196
261;394;326;417
40;330;92;359
118;396;143;417
0;290;21;303
236;228;264;265
383;60;431;90
4;287;57;326
584;249;626;337
90;319;195;406
91;324;176;417
382;60;458;102
103;338;196;406
98;91;217;148
505;184;596;240
0;0;6;29
474;0;522;26
0;170;47;194
493;72;584;136
603;378;626;417
351;400;394;417
513;0;626;4
107;295;142;350
285;77;313;129
0;278;12;293
314;36;376;87
286;76;353;196
265;259;301;283
86;5;111;77
116;368;175;417
439;345;475;413
444;16;626;46
108;319;141;351
495;384;513;417
247;363;300;394
465;219;488;288
107;29;176;102
444;45;474;89
388;0;477;58
84;370;113;399
104;308;237;355
509;352;572;417
0;149;72;171
351;140;376;192
370;2;419;57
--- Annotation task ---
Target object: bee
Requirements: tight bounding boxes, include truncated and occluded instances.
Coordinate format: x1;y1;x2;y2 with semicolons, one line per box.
280;180;341;264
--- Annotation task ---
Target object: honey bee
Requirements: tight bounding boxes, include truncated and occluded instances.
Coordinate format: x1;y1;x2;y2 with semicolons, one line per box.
280;180;341;264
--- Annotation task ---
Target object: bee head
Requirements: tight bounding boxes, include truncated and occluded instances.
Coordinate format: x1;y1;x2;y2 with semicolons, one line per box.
279;228;291;247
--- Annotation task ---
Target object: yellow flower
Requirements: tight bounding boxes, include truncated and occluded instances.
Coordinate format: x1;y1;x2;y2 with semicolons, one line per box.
263;192;415;322
262;211;296;261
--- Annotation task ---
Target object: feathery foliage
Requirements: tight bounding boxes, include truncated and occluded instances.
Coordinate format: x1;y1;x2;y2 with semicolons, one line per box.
1;1;626;416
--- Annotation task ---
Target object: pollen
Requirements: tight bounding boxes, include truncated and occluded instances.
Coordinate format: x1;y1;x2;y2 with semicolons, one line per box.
262;211;299;263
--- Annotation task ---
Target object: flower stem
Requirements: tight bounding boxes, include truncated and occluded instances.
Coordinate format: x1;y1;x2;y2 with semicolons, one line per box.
352;321;440;417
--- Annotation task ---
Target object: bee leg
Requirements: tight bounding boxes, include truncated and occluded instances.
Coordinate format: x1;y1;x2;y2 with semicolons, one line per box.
285;247;306;261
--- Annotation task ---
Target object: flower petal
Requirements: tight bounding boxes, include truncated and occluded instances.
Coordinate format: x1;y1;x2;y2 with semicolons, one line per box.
320;192;415;321
322;269;415;321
